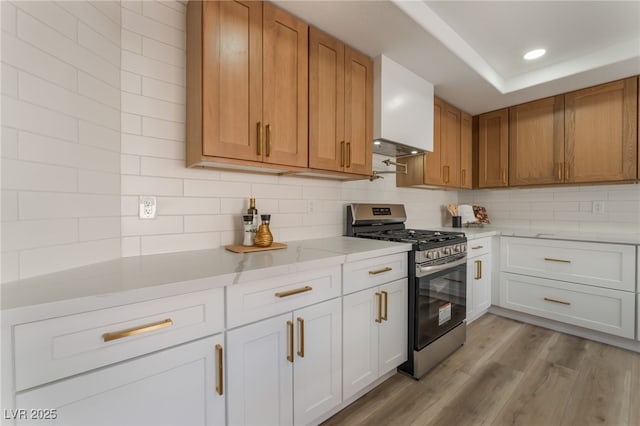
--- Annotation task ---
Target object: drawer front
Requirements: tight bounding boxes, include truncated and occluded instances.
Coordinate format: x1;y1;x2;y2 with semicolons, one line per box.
467;237;491;258
501;237;636;291
226;266;341;328
14;288;224;391
343;253;407;294
500;272;634;338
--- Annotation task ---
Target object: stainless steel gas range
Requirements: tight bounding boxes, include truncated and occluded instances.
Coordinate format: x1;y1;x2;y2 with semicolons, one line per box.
346;203;467;379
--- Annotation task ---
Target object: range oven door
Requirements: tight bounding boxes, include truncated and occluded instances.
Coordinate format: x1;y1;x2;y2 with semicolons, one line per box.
414;257;466;350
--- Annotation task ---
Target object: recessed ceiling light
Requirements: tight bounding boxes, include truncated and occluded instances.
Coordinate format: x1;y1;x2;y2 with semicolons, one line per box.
523;48;546;61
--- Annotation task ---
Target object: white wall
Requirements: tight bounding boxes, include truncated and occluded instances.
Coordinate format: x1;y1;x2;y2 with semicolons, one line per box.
1;1;122;281
459;184;640;234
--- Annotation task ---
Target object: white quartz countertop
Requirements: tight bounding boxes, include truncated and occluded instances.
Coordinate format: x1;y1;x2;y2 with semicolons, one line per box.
437;225;640;245
1;237;412;315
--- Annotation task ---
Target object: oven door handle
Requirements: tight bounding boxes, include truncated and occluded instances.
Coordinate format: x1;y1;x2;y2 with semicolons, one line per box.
416;257;467;276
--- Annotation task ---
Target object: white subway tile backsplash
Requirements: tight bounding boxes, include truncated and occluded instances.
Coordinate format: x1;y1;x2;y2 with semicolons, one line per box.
122;113;142;134
19;193;121;220
2;218;78;251
140;232;220;256
121;175;183;196
3;96;78;142
91;1;121;26
158;197;221;215
2;127;18;159
219;170;279;184
2;63;18;97
121;134;184;159
121;195;139;216
15;1;77;41
2;191;18;222
302;185;341;200
79;121;120;152
2;251;20;283
142;117;184;141
141;157;219;180
220;198;246;215
122;8;184;49
1;33;77;92
142;1;184;30
121;29;143;54
121;91;184;122
121;154;141;175
184;179;250;198
122;215;183;236
78;22;120;66
142;76;184;104
79;71;121;109
142;37;184;67
251;183;302;200
2;159;77;193
19;238;120;279
184;214;236;233
121;236;141;257
19;131;120;173
18;10;119;88
57;1;120;45
79;170;121;194
279;199;308;214
79;217;121;241
121;71;142;94
121;50;183;86
162;1;186;14
2;1;17;34
121;1;142;15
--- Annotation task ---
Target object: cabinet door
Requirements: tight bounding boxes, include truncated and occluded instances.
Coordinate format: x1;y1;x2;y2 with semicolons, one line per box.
460;112;473;189
309;27;345;172
262;2;308;168
473;254;492;314
344;46;373;176
565;77;637;183
378;279;408;375
293;299;342;426
441;102;461;188
509;96;564;186
227;313;293;426
478;109;509;188
424;97;444;184
342;288;379;400
16;335;225;426
202;0;262;162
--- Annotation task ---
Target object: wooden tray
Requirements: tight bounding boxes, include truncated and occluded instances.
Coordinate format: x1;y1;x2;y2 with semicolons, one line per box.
224;242;288;253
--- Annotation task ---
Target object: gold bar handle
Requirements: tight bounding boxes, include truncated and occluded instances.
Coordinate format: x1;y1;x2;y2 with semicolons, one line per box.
103;318;173;342
275;286;313;298
544;297;571;306
471;245;483;250
340;141;345;167
501;168;507;185
544;257;571;263
556;162;562;181
256;122;262;156
215;344;223;396
475;260;482;280
287;320;294;363
443;165;450;183
461;169;466;186
297;317;304;358
381;291;388;321
375;292;382;323
346;142;351;168
369;267;392;275
265;124;271;157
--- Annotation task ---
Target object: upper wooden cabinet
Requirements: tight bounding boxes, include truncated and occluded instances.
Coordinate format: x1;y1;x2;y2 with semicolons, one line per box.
476;109;509;188
564;77;637;183
397;97;470;189
509;96;564;186
309;27;372;176
460;112;473;189
187;1;308;171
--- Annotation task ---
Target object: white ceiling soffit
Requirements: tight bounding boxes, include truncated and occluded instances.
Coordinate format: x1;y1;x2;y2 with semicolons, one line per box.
395;0;640;94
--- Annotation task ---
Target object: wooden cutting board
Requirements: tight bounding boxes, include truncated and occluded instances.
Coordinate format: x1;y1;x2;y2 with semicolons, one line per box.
224;242;288;253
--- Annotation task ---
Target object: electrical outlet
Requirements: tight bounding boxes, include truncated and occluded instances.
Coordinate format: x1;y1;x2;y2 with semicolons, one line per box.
139;196;157;219
592;200;605;215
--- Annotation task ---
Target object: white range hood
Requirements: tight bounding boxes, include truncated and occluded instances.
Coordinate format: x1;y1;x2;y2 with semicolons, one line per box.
373;55;434;157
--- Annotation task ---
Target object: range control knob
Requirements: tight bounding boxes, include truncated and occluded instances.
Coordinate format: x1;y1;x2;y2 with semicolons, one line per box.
426;251;434;259
442;247;452;255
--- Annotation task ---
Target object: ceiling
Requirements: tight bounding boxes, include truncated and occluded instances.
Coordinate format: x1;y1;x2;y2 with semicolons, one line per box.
273;0;640;115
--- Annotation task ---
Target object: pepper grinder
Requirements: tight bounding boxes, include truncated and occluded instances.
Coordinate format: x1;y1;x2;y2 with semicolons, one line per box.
254;214;273;247
242;215;254;246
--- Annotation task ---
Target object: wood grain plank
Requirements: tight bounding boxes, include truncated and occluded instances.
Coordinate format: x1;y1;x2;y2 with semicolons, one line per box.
493;323;554;372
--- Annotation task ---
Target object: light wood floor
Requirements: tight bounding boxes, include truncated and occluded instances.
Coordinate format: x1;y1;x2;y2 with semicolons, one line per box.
323;314;640;426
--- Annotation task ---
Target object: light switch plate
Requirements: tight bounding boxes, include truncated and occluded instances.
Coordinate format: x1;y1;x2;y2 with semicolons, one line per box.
139;196;157;219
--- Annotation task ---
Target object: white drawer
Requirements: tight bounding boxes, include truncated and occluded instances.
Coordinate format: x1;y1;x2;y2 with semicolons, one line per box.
500;237;635;291
500;272;634;339
226;266;341;328
342;253;407;295
14;288;224;391
467;237;492;258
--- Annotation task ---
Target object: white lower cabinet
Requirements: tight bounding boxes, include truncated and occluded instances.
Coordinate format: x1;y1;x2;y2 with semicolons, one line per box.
15;334;225;426
226;298;342;426
466;238;492;323
343;278;407;400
